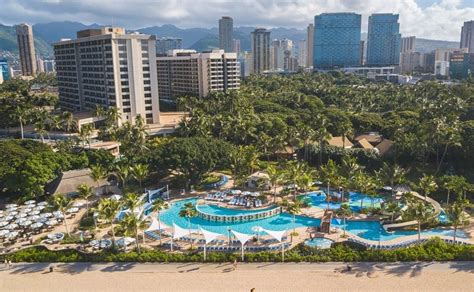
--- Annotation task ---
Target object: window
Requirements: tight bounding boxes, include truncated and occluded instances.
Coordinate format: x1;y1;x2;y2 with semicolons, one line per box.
121;81;129;86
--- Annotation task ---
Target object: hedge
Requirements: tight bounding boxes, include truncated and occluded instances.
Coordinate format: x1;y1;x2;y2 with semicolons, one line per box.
2;238;473;263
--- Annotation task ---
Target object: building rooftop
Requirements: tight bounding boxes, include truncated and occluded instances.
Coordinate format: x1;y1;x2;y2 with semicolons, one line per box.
327;136;353;148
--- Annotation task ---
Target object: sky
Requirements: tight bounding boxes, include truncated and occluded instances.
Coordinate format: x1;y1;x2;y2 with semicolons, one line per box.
0;0;473;41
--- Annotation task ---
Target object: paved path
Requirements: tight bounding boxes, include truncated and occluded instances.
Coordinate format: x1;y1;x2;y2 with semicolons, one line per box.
1;262;473;291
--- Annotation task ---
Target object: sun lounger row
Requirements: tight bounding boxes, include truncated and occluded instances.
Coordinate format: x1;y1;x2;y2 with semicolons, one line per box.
205;192;227;202
197;242;291;252
144;231;161;241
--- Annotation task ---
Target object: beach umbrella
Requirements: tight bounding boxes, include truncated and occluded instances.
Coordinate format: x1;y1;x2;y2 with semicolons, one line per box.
5;215;14;221
8;211;18;216
30;210;40;215
4;231;19;239
73;201;85;208
22;208;33;213
0;230;9;237
28;215;41;221
24;200;36;205
110;194;122;201
40;213;53;218
66;207;79;214
53;211;64;219
30;222;44;229
34;206;46;211
45;219;58;226
37;202;48;206
48;232;65;241
35;217;48;223
0;221;8;228
19;220;33;227
15;218;27;224
4;223;18;230
6;204;18;208
17;213;28;218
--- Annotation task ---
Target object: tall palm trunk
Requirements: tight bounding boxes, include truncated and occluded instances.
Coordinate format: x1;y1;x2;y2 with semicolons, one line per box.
19;119;24;139
326;182;330;210
158;214;162;245
446;190;451;205
135;227;141;252
188;218;193;249
110;222;116;248
417;222;421;243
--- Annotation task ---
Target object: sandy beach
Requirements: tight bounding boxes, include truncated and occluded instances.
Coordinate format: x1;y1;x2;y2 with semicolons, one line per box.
0;262;473;291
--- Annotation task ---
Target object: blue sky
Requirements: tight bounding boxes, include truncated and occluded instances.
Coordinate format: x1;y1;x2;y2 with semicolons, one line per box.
0;0;473;41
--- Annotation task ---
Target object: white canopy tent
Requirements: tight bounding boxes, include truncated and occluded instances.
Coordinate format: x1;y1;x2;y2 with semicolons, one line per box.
199;227;222;260
261;228;287;261
171;223;190;251
231;230;253;261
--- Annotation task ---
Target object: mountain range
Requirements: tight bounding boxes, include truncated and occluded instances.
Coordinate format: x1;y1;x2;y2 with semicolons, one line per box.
0;21;460;58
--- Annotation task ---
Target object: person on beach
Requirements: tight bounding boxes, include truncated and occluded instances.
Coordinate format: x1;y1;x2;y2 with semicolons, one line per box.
4;258;7;268
232;259;237;270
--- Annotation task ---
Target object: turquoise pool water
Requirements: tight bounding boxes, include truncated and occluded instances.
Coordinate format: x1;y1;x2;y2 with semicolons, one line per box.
159;198;468;241
301;191;384;212
304;238;334;249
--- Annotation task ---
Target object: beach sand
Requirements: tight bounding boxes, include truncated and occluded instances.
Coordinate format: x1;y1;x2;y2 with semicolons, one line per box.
1;262;473;291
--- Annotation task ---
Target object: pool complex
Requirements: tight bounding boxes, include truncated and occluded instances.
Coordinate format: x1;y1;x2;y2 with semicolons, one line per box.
300;191;384;212
159;198;467;242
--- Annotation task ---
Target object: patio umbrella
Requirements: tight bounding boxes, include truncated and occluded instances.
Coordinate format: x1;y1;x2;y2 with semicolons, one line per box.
45;219;58;226
48;232;65;241
30;222;44;229
30;210;41;215
5;204;18;208
24;200;36;205
4;223;18;230
34;206;46;211
19;220;33;227
4;231;19;239
22;208;33;213
252;226;263;242
17;213;28;218
15;218;28;224
0;230;10;237
37;202;49;206
53;211;64;218
0;221;8;228
110;194;122;201
40;213;53;218
28;215;41;221
35;217;48;223
8;211;18;216
5;215;14;221
66;207;79;214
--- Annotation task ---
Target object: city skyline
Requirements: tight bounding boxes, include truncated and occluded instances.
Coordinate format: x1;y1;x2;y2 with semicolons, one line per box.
0;1;473;42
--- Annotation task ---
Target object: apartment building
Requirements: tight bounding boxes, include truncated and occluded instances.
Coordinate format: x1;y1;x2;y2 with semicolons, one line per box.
53;27;160;125
156;49;240;102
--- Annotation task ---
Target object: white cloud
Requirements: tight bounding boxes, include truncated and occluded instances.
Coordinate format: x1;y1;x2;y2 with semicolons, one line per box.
0;0;472;40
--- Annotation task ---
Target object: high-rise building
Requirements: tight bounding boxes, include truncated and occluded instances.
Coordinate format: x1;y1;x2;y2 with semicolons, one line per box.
251;28;271;74
460;20;474;53
156;49;240;102
271;39;293;70
242;51;253;77
313;13;361;69
36;55;45;73
366;13;401;66
399;52;423;73
359;40;365;65
401;36;416;53
298;40;307;68
156;37;182;55
219;16;233;52
54;27;160;124
306;24;314;69
16;23;37;76
232;39;241;56
0;58;11;82
449;52;474;79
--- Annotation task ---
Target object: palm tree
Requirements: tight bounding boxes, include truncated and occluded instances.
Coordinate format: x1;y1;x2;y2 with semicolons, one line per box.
132;164;149;192
114;163;131;190
319;159;338;210
445;199;469;242
122;193;142;213
79;123;94;148
267;164;283;203
376;163;406;196
384;201;401;223
120;212;148;252
151;199;169;245
336;204;352;237
405;201;433;243
90;164;107;195
283;200;302;243
441;175;459;205
178;202;198;249
419;174;438;200
62;111;76;133
50;193;72;236
14;106;28;139
96;198;121;248
76;184;94;216
34;121;48;143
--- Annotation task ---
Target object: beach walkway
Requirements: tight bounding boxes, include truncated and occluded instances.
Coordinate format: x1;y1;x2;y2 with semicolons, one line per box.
1;262;473;291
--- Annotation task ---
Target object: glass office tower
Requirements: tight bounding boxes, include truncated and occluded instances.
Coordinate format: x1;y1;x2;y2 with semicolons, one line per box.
366;13;401;66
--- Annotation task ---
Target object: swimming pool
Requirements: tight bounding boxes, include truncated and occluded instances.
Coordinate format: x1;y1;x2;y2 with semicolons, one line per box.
304;238;334;249
158;198;468;242
300;191;384;212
